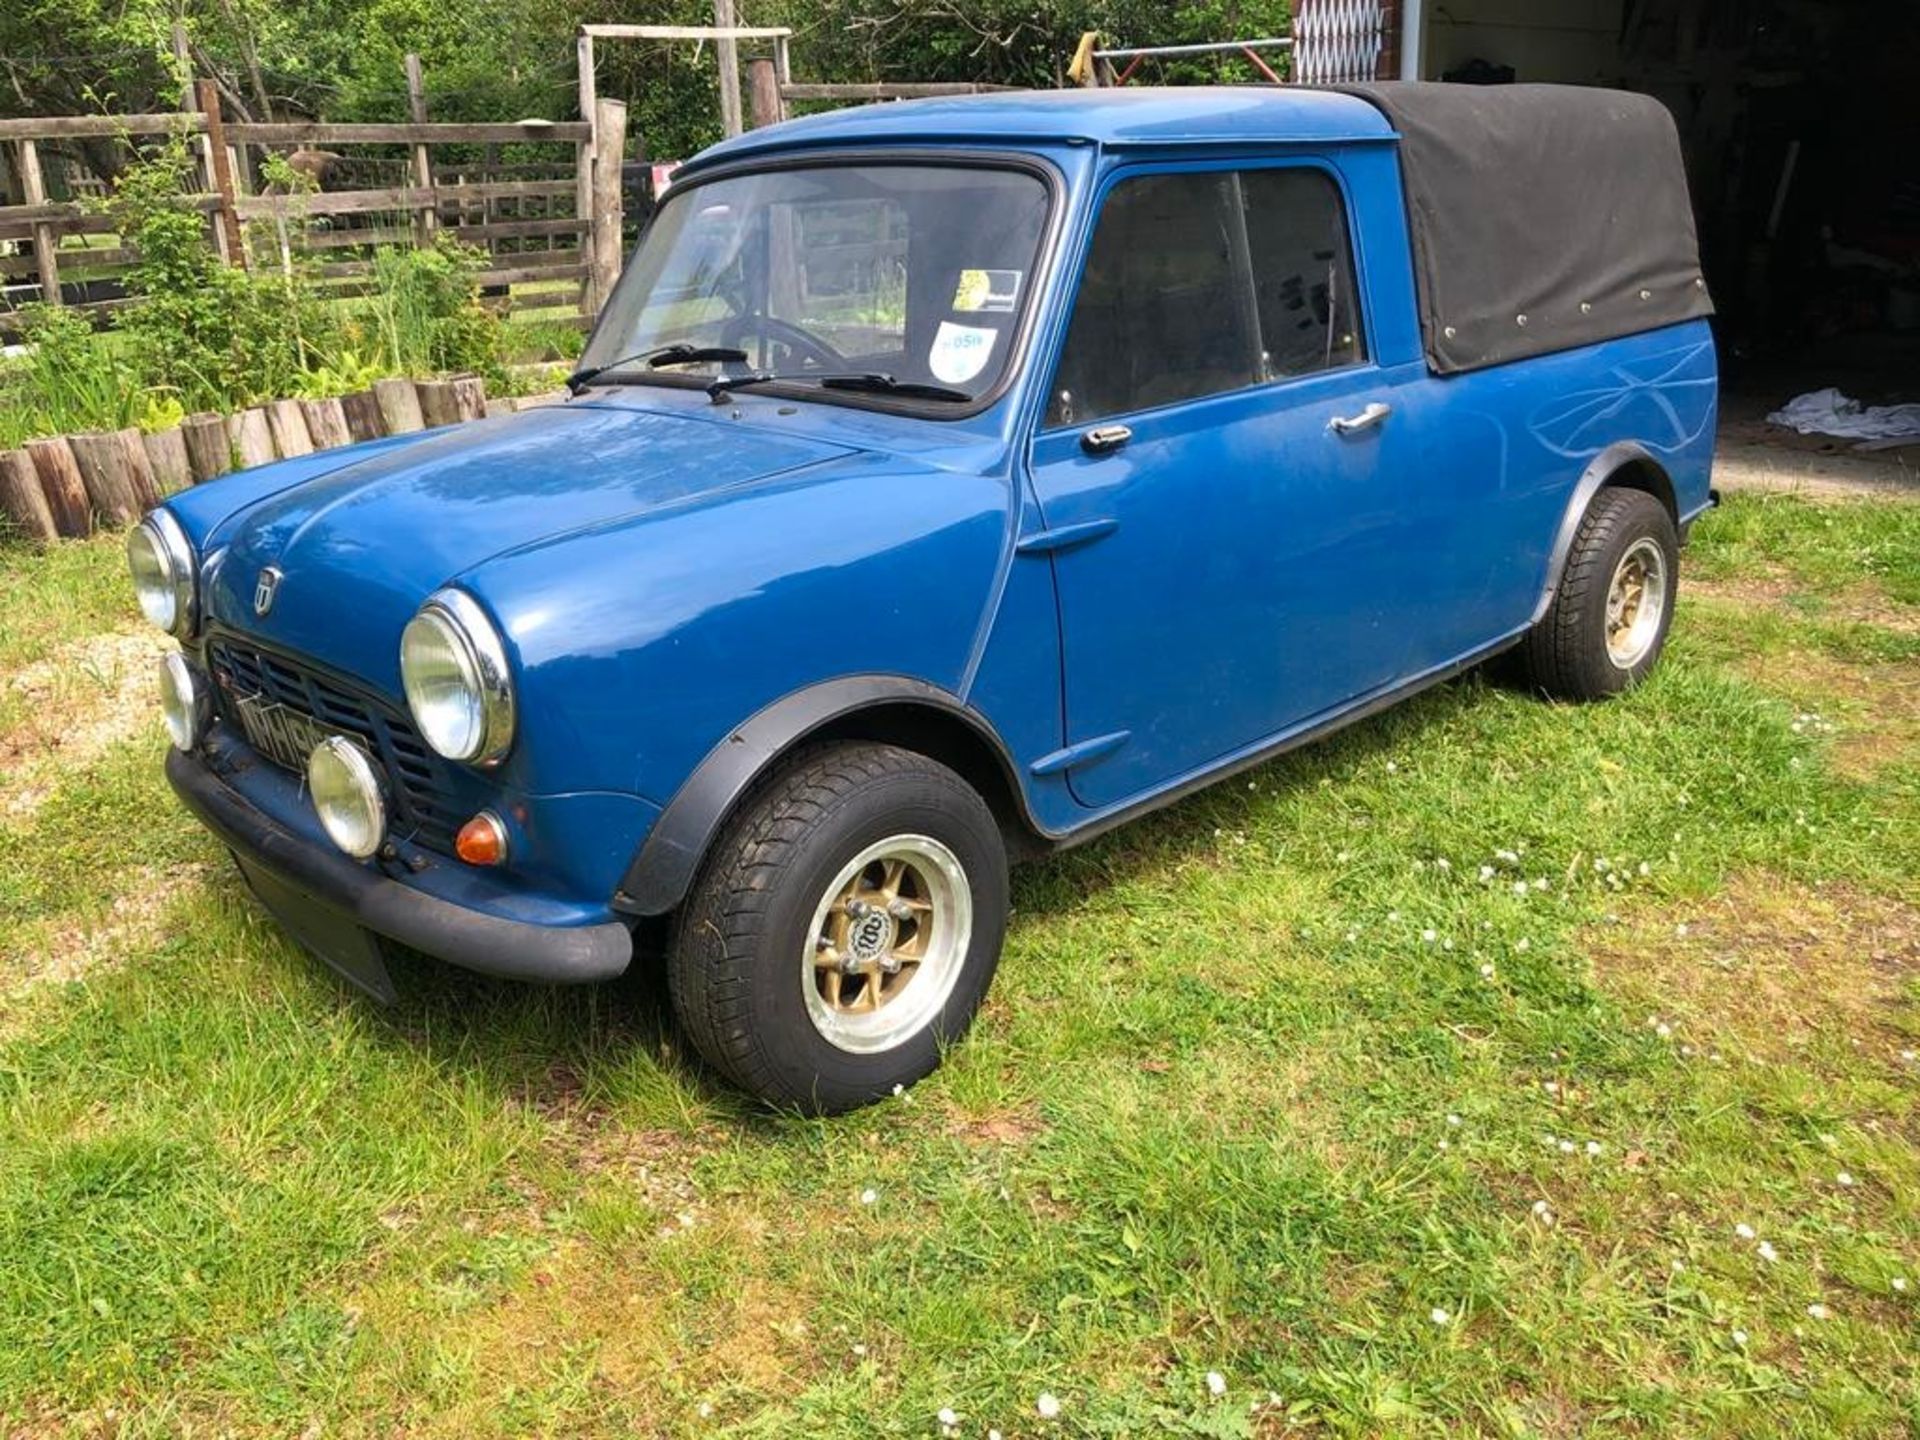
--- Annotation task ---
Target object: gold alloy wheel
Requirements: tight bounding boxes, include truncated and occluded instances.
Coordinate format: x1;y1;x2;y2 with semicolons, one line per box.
1605;536;1668;669
802;834;972;1054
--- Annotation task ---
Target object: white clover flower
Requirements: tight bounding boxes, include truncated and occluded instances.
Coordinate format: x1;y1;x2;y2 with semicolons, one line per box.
1206;1371;1227;1397
698;1402;714;1418
1544;1080;1559;1094
1480;963;1496;979
1438;1138;1450;1150
1037;1392;1062;1419
1386;761;1398;773
1446;1113;1462;1127
1656;1023;1672;1039
1735;1223;1756;1240
1837;1172;1855;1187
938;1408;960;1427
1388;909;1401;922
1422;928;1438;943
1516;938;1530;952
1480;865;1496;881
1732;1329;1748;1346
1638;861;1651;876
1337;850;1351;863
859;1188;877;1206
1532;877;1549;891
1496;849;1519;864
1586;1141;1602;1156
991;1432;1004;1440
1671;1259;1686;1274
1345;929;1358;942
1559;1140;1575;1154
851;1342;868;1356
1757;1241;1779;1263
1893;1278;1908;1293
1806;1303;1830;1321
1676;923;1689;937
1430;1306;1451;1325
1436;858;1451;871
1513;881;1530;897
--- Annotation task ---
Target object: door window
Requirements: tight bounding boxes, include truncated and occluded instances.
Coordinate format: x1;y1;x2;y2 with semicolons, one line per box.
1241;168;1366;377
1046;166;1366;428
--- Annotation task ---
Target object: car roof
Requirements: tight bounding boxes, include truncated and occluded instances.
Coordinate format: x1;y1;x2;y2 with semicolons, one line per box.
685;86;1397;172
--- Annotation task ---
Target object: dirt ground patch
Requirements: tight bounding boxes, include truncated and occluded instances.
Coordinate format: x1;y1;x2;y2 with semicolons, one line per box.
1588;873;1920;1068
0;628;173;825
1690;573;1920;636
1740;646;1919;778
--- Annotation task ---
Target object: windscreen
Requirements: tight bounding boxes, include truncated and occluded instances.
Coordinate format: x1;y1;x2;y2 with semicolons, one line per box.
584;163;1053;407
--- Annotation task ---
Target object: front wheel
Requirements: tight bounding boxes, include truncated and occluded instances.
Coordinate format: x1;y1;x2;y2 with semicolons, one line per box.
1517;487;1680;701
668;742;1008;1113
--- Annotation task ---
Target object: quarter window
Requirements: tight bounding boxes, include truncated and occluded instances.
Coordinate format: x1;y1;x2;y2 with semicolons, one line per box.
1046;167;1366;428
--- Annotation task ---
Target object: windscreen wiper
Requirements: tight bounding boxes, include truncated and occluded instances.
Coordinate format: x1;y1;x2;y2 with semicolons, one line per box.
705;370;972;404
566;343;750;394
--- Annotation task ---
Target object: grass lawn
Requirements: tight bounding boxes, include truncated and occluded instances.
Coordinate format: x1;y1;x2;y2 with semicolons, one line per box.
0;491;1915;1437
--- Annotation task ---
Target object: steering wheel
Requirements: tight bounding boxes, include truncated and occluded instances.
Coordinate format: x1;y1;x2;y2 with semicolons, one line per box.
722;316;847;373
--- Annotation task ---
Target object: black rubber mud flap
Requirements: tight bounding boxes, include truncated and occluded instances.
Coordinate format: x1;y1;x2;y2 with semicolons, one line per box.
233;853;398;1004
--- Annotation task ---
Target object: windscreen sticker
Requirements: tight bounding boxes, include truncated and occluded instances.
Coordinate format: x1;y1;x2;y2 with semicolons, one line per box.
952;268;1021;314
929;321;997;385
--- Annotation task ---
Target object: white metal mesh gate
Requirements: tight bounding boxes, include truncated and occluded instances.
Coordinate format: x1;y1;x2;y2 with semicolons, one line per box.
1293;0;1388;84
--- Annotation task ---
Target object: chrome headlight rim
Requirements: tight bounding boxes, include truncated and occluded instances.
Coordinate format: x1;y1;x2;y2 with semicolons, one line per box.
127;509;197;637
307;735;388;860
157;652;208;752
399;587;516;767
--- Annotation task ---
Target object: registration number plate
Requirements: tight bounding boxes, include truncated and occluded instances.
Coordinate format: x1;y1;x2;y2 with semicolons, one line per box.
233;693;334;773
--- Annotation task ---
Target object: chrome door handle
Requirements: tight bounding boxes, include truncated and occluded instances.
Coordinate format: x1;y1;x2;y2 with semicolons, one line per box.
1080;424;1133;455
1327;402;1391;436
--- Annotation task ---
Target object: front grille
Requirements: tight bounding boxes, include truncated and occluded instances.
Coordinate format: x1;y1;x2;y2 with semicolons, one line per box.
205;633;461;853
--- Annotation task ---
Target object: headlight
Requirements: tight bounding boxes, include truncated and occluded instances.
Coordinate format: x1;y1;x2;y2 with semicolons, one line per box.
127;510;197;636
399;588;515;765
157;653;207;751
308;736;387;859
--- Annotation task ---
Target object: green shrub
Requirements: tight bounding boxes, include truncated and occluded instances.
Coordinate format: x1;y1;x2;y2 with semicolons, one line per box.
362;236;506;386
0;304;140;446
111;141;336;411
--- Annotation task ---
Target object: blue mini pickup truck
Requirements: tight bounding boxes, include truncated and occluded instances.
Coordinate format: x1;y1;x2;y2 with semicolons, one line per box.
135;83;1717;1111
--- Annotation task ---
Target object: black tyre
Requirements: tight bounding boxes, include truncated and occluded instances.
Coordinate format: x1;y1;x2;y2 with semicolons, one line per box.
1518;487;1679;701
668;741;1009;1113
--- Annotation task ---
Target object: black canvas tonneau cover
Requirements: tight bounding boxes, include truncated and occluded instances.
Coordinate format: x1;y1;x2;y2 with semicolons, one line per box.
1332;83;1713;376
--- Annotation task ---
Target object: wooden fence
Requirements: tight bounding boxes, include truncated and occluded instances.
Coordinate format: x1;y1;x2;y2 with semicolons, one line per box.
0;90;629;332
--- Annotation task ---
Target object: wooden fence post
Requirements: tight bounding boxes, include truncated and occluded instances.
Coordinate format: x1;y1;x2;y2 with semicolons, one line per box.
404;54;438;246
747;58;784;129
589;99;628;315
576;31;597;289
15;139;60;305
713;0;744;138
143;427;192;495
340;389;385;443
116;427;160;509
196;80;246;266
228;407;276;469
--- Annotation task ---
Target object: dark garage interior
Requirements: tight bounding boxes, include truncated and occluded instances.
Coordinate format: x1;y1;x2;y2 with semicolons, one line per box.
1415;0;1920;469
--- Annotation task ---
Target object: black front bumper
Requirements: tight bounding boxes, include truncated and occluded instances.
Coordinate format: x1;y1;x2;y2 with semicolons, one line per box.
167;745;633;996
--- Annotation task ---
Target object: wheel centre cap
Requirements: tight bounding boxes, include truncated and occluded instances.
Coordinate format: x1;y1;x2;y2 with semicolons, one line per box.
849;910;895;961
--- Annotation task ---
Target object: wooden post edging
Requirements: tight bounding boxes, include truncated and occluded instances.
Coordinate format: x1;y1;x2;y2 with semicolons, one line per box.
303;398;352;449
182;412;233;482
266;399;314;458
24;438;89;537
372;378;425;434
143;427;192;496
340;389;385;443
116;427;161;509
0;449;60;544
588;99;628;314
67;432;143;527
416;379;459;429
229;408;275;469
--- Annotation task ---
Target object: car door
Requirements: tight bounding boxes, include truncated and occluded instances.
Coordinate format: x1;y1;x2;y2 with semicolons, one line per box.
1024;161;1421;812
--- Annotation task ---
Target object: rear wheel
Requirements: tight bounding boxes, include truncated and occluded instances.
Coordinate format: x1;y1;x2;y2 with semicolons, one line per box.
1518;487;1679;700
668;742;1008;1113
